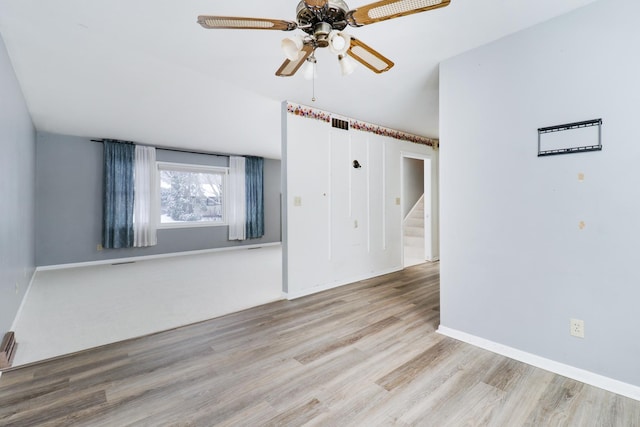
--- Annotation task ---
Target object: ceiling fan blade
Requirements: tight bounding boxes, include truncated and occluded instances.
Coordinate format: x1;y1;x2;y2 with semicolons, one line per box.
197;16;297;31
347;37;394;73
276;45;315;77
348;0;450;26
304;0;329;9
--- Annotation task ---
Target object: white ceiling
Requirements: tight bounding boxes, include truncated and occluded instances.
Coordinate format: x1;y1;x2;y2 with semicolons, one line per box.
0;0;599;159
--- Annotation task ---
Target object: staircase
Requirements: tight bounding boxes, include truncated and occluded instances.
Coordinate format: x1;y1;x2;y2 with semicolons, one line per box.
404;196;425;267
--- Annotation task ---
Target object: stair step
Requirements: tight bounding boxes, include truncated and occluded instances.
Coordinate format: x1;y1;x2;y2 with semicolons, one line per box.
404;217;423;227
403;197;425;259
404;226;424;237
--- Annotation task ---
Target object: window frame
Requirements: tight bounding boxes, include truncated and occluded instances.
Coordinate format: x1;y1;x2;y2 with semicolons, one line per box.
157;161;228;229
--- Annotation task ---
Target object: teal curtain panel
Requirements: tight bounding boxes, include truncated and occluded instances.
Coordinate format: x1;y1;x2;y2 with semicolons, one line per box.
245;156;264;239
102;140;135;248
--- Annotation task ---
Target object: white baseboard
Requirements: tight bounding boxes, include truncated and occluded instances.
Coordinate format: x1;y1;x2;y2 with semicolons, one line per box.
285;266;403;300
36;242;282;272
10;269;38;332
3;269;38;374
437;326;640;402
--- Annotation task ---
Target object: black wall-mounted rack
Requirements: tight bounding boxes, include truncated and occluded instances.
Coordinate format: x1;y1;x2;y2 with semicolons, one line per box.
538;118;602;157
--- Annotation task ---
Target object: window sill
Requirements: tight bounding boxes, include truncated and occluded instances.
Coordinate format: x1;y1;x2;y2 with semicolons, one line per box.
158;222;227;230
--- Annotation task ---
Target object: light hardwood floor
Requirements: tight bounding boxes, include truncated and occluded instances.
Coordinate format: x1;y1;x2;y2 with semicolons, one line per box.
1;262;639;426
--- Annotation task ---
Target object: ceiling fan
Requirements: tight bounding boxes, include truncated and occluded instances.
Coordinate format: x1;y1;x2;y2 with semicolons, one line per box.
197;0;451;77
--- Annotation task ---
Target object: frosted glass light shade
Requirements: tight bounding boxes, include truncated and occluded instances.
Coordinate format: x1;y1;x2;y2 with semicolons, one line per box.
303;59;317;80
338;54;356;76
328;30;350;55
281;35;305;61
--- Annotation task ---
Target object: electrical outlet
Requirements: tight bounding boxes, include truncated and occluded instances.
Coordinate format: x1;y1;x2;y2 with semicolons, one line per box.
570;318;584;338
97;244;103;251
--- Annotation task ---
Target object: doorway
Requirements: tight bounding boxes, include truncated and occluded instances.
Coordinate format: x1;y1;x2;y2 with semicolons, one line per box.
401;154;437;267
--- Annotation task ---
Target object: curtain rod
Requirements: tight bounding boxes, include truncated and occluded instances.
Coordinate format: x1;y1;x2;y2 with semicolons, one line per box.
90;139;249;158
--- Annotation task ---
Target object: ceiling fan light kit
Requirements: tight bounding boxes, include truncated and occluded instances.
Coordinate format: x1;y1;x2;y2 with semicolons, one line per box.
197;0;450;77
303;55;318;80
282;35;306;60
328;30;350;55
338;54;356;76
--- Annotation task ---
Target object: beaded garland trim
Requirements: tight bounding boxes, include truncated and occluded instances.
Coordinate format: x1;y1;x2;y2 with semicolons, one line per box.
287;103;331;123
286;102;439;149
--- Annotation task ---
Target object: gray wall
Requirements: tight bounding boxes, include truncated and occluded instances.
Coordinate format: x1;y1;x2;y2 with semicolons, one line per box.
36;132;281;266
402;157;424;218
440;0;640;387
0;33;36;335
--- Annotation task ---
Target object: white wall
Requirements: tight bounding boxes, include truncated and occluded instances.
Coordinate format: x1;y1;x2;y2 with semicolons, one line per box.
13;246;283;365
283;103;437;298
440;0;640;389
402;157;425;218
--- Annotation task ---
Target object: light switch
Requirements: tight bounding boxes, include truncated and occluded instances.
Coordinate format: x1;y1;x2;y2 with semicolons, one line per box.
395;197;401;205
293;196;302;207
579;221;586;230
578;173;585;182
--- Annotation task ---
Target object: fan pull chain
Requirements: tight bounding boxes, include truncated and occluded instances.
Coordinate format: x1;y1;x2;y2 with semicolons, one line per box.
312;67;316;102
305;50;317;102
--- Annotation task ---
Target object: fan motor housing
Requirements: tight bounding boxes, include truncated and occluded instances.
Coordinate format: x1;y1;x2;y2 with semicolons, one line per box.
296;0;349;34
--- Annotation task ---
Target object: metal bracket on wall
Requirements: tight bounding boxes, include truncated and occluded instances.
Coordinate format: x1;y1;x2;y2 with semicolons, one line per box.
538;118;602;157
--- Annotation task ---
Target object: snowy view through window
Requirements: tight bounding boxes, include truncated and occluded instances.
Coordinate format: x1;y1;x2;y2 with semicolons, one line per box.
159;165;225;226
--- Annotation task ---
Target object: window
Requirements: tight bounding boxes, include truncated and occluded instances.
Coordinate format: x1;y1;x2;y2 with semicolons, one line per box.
158;162;227;228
